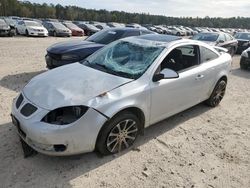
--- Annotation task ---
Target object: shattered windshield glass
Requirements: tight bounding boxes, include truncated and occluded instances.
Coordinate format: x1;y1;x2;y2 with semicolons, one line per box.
81;39;165;79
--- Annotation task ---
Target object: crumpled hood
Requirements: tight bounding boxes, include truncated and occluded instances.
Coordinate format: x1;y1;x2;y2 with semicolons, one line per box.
23;63;132;110
47;40;104;54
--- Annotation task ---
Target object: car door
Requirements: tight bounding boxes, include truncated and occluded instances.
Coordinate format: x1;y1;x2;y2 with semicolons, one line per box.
149;45;208;124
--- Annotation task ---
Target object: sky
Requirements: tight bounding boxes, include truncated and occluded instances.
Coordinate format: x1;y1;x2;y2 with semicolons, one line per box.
27;0;250;18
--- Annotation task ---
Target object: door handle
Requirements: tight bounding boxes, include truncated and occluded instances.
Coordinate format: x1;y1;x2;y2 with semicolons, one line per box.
195;74;204;80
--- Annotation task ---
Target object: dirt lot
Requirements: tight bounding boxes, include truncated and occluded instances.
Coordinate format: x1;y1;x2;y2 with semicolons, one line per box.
0;37;249;188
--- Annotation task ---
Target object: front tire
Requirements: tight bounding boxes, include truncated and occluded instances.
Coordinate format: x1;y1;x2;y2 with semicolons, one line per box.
206;80;227;107
96;112;140;155
53;31;57;37
25;29;29;37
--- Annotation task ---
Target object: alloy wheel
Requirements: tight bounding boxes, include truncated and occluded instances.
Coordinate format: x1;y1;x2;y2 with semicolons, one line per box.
106;119;138;153
211;81;226;106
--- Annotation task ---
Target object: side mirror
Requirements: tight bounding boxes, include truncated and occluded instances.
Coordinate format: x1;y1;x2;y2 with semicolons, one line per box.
153;68;179;82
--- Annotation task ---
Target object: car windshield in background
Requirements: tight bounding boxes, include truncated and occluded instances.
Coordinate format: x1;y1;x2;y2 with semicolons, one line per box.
52;22;67;29
25;21;41;27
234;33;250;40
86;30;124;44
85;24;98;30
192;33;219;41
82;39;164;79
65;23;78;29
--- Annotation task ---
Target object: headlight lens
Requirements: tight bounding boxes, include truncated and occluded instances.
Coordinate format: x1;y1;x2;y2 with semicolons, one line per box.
61;54;79;61
42;106;89;125
241;50;249;58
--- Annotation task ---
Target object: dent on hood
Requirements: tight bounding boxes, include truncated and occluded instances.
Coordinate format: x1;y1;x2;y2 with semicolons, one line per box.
23;63;132;110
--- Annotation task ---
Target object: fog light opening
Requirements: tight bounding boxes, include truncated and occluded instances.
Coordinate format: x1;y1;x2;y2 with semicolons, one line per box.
54;144;66;152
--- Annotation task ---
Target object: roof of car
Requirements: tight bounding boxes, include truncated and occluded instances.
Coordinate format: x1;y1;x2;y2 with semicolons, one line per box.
136;34;182;43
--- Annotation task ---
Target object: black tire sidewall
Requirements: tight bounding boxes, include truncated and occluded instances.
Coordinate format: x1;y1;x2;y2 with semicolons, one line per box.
96;112;140;155
25;30;29;36
206;80;227;107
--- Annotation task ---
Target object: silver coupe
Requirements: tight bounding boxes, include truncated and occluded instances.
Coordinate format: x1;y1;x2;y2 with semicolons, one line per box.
11;34;232;156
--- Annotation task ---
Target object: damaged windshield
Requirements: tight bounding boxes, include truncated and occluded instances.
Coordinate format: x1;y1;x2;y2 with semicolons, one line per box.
81;39;164;79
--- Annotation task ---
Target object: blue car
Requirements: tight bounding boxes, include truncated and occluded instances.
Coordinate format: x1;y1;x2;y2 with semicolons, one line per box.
45;28;154;69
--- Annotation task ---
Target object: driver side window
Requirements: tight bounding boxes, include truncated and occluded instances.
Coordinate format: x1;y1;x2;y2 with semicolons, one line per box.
159;45;199;73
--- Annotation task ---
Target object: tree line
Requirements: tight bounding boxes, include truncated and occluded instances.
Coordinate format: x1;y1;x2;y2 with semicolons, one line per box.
0;0;249;29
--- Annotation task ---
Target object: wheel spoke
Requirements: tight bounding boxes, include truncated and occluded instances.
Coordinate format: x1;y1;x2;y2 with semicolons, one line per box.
111;140;119;152
127;128;138;134
109;132;119;137
107;137;118;147
123;139;129;148
123;120;130;131
118;141;122;153
125;121;136;131
117;123;122;132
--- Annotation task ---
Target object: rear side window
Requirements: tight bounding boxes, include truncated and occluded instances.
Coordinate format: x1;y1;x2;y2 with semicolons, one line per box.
200;46;219;63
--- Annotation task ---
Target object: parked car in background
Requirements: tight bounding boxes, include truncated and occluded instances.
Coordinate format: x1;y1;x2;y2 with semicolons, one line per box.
11;34;232;156
0;18;15;36
43;21;71;37
62;22;84;36
75;23;100;36
45;28;154;69
192;32;238;56
154;25;172;35
107;22;125;28
16;20;48;37
167;26;185;36
234;32;250;53
240;48;250;70
95;23;110;30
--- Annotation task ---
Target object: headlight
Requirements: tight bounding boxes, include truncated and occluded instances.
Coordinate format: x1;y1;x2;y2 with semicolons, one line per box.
42;106;89;125
241;50;249;58
61;54;79;61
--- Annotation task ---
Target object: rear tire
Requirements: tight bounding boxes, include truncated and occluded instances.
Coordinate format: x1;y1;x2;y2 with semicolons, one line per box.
53;31;57;37
206;80;227;107
25;30;29;37
16;28;19;35
96;111;140;155
177;32;180;36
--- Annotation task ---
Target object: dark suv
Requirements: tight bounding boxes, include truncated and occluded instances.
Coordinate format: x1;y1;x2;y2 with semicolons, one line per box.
45;28;154;69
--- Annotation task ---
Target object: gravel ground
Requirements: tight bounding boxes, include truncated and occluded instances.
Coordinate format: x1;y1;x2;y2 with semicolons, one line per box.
0;37;249;188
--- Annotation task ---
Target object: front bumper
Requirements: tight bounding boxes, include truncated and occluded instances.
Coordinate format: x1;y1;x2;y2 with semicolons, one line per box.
56;32;71;37
11;93;108;156
29;31;48;37
45;54;77;69
0;29;10;36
